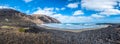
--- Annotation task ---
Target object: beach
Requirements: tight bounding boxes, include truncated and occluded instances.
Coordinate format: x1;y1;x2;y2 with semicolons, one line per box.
37;24;110;32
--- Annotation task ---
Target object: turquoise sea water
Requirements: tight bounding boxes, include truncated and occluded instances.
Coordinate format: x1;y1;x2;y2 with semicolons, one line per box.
41;23;108;29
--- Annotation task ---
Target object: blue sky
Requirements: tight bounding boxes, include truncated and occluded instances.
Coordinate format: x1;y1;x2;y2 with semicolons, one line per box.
0;0;120;23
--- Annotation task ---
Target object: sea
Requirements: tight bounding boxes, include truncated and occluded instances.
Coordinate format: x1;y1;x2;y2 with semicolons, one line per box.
41;23;109;29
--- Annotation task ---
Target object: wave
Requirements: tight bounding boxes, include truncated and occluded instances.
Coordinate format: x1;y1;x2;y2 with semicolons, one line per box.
41;23;108;29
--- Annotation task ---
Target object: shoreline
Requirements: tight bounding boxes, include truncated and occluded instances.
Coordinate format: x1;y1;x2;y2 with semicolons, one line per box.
37;24;109;32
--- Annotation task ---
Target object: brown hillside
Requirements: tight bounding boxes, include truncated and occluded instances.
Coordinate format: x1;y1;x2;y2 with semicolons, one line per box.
0;8;60;26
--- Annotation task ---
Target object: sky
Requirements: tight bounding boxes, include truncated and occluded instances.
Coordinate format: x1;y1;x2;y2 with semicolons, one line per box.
0;0;120;23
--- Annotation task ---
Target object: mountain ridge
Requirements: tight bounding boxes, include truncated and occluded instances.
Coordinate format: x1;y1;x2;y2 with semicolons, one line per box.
0;8;60;26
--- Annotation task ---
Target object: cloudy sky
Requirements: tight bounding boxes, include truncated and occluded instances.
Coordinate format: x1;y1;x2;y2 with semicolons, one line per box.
0;0;120;23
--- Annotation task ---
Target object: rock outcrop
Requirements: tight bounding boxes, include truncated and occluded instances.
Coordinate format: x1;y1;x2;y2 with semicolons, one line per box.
0;8;60;26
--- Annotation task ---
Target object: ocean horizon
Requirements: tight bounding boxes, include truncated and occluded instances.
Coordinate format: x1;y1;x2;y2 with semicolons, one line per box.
41;23;109;29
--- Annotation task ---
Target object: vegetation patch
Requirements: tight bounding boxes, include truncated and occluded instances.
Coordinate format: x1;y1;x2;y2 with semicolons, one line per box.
18;28;29;32
1;26;13;29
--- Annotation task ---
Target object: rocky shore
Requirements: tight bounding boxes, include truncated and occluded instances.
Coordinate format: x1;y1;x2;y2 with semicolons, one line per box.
0;23;119;44
27;24;120;44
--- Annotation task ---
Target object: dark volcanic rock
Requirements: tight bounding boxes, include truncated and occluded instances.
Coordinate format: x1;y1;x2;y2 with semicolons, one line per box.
25;26;120;44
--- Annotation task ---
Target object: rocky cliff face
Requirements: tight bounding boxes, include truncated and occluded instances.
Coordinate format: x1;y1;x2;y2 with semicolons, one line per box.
0;8;60;26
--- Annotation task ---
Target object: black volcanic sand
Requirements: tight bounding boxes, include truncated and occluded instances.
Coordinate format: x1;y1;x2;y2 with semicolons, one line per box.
0;24;120;44
25;25;120;44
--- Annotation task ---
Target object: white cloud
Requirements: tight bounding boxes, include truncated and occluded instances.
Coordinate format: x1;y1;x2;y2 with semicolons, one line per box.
33;7;55;16
55;8;60;11
81;0;117;11
23;0;32;3
0;6;13;9
26;10;30;14
0;6;8;8
81;0;120;16
55;7;65;11
33;7;92;23
100;9;120;16
61;7;66;10
67;3;79;8
53;14;93;23
119;3;120;6
44;7;54;11
0;6;19;10
91;14;105;18
73;10;84;16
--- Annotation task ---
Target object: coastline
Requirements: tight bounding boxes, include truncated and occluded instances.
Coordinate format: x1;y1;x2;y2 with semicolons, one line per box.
37;24;109;32
0;23;120;44
0;8;119;44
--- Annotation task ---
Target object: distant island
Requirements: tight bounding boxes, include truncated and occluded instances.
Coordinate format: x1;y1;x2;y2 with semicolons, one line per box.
0;8;120;44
